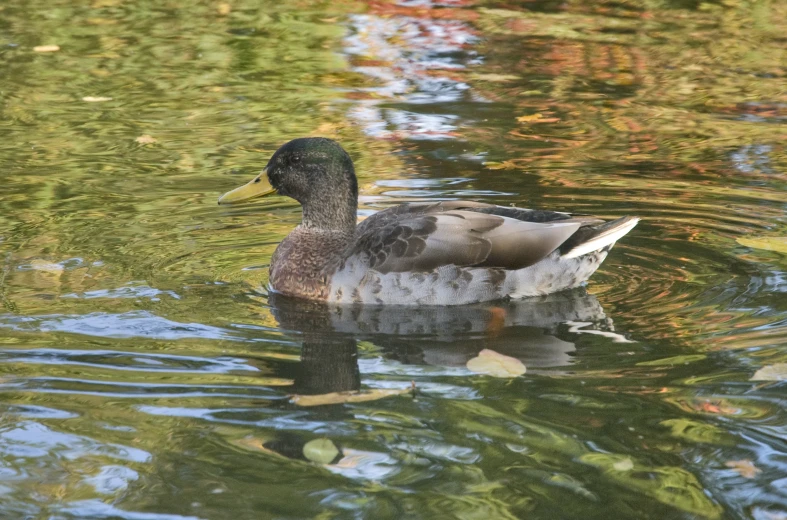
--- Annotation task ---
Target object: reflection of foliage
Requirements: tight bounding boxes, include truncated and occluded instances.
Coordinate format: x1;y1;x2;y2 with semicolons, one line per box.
581;453;723;518
471;1;786;166
1;1;785;518
0;0;404;299
660;418;734;445
447;0;787;361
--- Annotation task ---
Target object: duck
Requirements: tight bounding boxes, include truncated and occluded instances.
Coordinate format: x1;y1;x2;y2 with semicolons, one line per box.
218;137;639;305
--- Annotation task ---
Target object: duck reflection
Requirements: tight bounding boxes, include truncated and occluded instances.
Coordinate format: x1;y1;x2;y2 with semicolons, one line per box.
262;290;625;466
267;289;620;396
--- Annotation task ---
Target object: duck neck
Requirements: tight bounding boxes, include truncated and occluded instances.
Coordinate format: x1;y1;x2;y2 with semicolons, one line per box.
301;195;357;235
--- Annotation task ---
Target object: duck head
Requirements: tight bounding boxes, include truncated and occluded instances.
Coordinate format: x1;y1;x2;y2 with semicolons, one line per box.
219;137;358;231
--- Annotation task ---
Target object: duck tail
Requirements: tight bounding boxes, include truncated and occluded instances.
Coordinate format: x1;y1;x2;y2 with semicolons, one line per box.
561;216;640;259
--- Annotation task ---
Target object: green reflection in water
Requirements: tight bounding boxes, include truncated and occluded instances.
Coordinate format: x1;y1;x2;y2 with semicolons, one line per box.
0;0;785;519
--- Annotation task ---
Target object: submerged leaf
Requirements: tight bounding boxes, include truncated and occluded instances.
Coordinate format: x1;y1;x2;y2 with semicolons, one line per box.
135;134;157;144
303;438;340;464
751;363;787;381
27;259;64;273
517;113;544;122
725;460;761;479
637;355;706;366
736;237;787;254
290;388;409;406
467;349;526;378
582;453;722;518
612;458;634;471
471;73;520;82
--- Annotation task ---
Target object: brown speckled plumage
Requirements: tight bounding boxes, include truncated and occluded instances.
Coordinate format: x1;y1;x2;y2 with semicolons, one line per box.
219;138;639;305
269;227;351;300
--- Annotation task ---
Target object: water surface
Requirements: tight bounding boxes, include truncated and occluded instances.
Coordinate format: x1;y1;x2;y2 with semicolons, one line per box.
0;0;785;518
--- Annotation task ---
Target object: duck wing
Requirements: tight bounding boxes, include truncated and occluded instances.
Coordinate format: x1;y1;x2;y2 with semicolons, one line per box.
439;202;639;259
347;202;583;274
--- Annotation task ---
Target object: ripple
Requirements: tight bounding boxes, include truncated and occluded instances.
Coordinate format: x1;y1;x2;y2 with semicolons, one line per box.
11;377;282;400
53;501;202;520
0;420;150;462
0;404;78;419
0;311;237;340
0;348;257;373
61;283;180;300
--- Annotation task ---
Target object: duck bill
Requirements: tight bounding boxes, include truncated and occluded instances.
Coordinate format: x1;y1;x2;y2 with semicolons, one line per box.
218;169;275;204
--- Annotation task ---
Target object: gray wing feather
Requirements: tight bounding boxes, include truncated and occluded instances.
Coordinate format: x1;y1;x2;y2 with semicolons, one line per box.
346;203;582;273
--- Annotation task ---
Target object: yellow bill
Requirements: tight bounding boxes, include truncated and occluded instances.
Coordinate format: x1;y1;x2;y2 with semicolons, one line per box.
218;168;276;204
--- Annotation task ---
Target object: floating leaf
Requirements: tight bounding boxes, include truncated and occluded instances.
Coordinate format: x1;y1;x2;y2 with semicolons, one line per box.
217;2;231;15
135;134;157;144
516;113;560;124
736;237;787;254
517;113;543;122
27;259;64;273
612;458;634;471
33;45;60;52
303;438;340;464
82;96;113;102
725;459;761;479
471;73;520;82
290;388;409;407
467;349;526;378
751;363;787;381
637;354;706;366
482;161;509;170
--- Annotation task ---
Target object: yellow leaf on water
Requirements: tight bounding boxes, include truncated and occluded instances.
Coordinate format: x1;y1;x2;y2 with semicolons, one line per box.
135;134;157;144
290;388;409;407
303;438;340;464
517;113;543;122
725;459;761;479
637;354;706;366
466;349;526;378
482;161;506;170
82;96;113;102
33;45;60;52
736;236;787;254
751;363;787;381
217;3;231;15
470;73;520;82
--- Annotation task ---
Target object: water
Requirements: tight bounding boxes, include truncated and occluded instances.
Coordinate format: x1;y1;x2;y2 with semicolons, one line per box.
0;0;785;518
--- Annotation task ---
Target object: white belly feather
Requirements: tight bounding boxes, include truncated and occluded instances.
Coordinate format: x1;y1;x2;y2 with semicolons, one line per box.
328;249;610;306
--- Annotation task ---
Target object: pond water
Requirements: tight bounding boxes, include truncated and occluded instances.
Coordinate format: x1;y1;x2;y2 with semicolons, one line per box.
1;0;785;518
